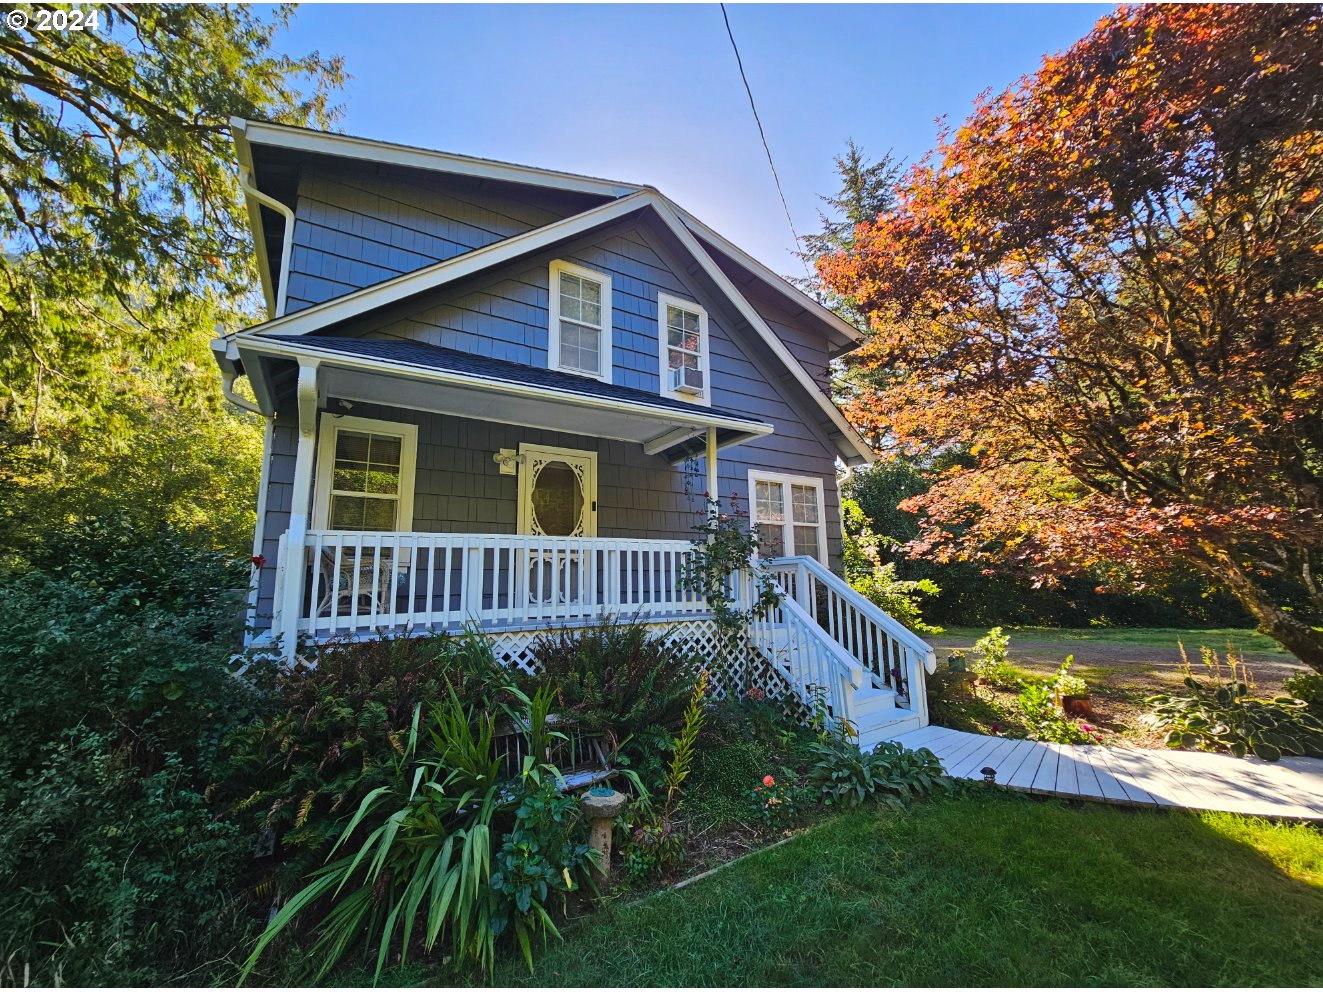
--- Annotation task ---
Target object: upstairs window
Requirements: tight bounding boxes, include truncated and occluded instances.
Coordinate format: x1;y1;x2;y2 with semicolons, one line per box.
313;415;418;531
549;259;612;381
658;292;710;404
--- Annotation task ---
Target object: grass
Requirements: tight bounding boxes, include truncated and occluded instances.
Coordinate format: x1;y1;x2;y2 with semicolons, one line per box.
478;790;1323;987
938;625;1292;657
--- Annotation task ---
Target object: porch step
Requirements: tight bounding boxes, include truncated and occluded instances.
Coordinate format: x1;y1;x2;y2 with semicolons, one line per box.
857;712;926;752
851;683;899;721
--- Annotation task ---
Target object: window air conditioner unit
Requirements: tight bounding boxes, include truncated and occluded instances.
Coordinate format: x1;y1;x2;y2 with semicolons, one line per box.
669;365;704;395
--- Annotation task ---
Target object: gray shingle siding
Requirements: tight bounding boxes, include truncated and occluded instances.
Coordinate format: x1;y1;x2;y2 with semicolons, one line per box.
283;164;606;313
251;162;848;633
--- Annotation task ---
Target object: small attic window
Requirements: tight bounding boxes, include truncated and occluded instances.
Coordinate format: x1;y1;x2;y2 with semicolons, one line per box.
548;259;612;382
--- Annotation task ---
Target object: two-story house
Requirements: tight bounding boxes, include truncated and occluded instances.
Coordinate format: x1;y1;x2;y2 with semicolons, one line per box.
213;119;934;743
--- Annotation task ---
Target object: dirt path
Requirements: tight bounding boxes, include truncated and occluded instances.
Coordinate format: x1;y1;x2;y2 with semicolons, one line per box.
929;628;1308;693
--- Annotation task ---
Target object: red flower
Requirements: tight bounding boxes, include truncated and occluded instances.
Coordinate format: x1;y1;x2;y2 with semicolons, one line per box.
250;554;266;569
762;774;775;787
991;722;1002;734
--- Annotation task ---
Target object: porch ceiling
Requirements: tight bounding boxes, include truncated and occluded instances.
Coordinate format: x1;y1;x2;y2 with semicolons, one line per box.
228;333;773;459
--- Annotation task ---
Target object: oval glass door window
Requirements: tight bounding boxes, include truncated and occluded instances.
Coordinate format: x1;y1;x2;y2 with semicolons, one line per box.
530;460;585;536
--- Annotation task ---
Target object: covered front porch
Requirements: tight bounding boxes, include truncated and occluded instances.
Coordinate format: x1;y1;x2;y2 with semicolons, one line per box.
217;333;774;657
275;530;708;640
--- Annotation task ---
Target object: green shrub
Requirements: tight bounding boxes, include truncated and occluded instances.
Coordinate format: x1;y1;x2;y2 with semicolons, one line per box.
1053;657;1088;699
749;772;815;825
1018;680;1098;744
0;515;261;985
807;738;949;809
528;619;696;789
683;739;778;827
620;673;707;884
1282;672;1323;718
971;627;1019;687
1145;649;1323;761
219;628;511;885
243;685;593;983
0;729;257;986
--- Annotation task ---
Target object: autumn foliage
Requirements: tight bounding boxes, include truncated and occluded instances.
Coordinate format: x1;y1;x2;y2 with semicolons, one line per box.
821;5;1323;666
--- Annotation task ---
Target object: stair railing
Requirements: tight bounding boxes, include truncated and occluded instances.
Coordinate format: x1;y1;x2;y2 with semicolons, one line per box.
761;556;937;722
737;567;867;731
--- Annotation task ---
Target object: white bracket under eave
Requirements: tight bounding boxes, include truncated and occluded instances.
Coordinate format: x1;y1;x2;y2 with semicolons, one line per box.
296;360;319;438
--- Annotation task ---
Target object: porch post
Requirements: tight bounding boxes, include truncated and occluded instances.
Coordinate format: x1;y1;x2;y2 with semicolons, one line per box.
280;359;319;663
704;427;718;516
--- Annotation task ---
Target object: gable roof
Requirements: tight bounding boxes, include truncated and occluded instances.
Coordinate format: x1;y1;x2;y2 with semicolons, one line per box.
227;120;873;465
232;118;862;352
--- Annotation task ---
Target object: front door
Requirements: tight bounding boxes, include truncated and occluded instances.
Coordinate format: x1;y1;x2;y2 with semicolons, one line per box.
517;443;598;537
516;444;598;608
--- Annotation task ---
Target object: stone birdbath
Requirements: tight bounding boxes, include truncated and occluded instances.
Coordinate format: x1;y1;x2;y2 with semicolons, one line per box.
581;786;627;887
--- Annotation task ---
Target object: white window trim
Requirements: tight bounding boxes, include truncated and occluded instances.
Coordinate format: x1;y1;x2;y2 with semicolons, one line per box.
548;259;613;383
657;291;711;407
747;469;828;564
313;414;419;531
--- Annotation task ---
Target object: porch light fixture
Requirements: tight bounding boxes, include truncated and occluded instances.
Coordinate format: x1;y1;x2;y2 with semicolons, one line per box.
493;448;524;476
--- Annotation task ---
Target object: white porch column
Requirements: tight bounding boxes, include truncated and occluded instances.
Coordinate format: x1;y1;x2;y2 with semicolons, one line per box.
280;359;319;663
704;427;718;508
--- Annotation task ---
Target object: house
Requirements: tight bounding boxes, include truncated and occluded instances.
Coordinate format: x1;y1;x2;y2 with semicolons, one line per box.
213;119;934;744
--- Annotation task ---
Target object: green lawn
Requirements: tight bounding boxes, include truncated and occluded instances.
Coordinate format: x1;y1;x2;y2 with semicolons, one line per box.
483;790;1322;987
936;625;1293;658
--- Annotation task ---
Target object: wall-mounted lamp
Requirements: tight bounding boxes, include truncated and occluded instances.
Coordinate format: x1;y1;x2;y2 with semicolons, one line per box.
493;448;524;476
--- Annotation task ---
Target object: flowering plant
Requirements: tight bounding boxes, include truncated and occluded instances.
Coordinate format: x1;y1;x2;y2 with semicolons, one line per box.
750;772;809;826
683;493;781;634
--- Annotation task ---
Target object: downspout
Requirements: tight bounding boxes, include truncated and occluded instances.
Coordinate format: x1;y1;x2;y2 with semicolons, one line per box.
237;166;296;318
221;366;264;415
246;416;275;633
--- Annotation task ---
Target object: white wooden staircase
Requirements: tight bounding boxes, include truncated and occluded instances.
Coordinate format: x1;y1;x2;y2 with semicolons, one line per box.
746;557;937;745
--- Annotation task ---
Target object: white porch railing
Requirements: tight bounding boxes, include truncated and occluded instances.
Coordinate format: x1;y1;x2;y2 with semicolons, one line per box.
277;530;707;639
762;556;937;721
742;567;866;728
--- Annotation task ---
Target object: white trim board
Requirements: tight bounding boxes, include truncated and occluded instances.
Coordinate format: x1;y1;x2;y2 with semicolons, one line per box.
231;191;654;341
748;469;828;565
548;258;613;383
217;192;873;466
657;291;712;408
232;117;643;199
311;414;419;531
234;333;774;443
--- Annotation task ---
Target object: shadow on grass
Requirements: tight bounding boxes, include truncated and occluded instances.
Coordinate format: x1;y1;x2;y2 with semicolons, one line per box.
483;789;1323;988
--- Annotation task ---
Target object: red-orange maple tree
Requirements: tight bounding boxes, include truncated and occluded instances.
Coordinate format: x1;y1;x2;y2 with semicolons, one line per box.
821;4;1323;667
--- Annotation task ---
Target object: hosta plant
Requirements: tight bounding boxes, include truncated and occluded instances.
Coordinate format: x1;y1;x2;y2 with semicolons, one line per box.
808;738;949;809
1146;670;1323;762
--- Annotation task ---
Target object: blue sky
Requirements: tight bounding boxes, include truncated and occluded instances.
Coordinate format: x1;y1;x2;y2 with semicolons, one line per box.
277;3;1111;273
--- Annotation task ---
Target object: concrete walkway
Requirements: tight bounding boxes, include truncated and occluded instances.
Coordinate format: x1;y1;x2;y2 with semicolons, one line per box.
891;725;1323;821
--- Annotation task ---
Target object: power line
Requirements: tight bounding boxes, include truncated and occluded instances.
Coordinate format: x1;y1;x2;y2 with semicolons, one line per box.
719;3;811;278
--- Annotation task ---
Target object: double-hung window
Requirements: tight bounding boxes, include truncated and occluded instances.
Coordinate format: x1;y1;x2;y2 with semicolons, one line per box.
313;415;418;531
658;292;710;404
748;471;827;563
549;259;612;381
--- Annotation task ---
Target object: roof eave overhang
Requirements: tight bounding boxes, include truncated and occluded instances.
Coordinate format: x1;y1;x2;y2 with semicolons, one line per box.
230;334;774;459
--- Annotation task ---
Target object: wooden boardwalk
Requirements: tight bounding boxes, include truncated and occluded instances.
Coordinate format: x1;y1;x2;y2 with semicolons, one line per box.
890;725;1323;821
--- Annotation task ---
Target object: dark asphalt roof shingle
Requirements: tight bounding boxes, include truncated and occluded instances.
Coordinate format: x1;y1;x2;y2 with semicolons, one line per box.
266;334;768;427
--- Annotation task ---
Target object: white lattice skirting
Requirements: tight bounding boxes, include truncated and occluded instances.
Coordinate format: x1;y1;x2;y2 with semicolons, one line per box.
484;616;807;720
